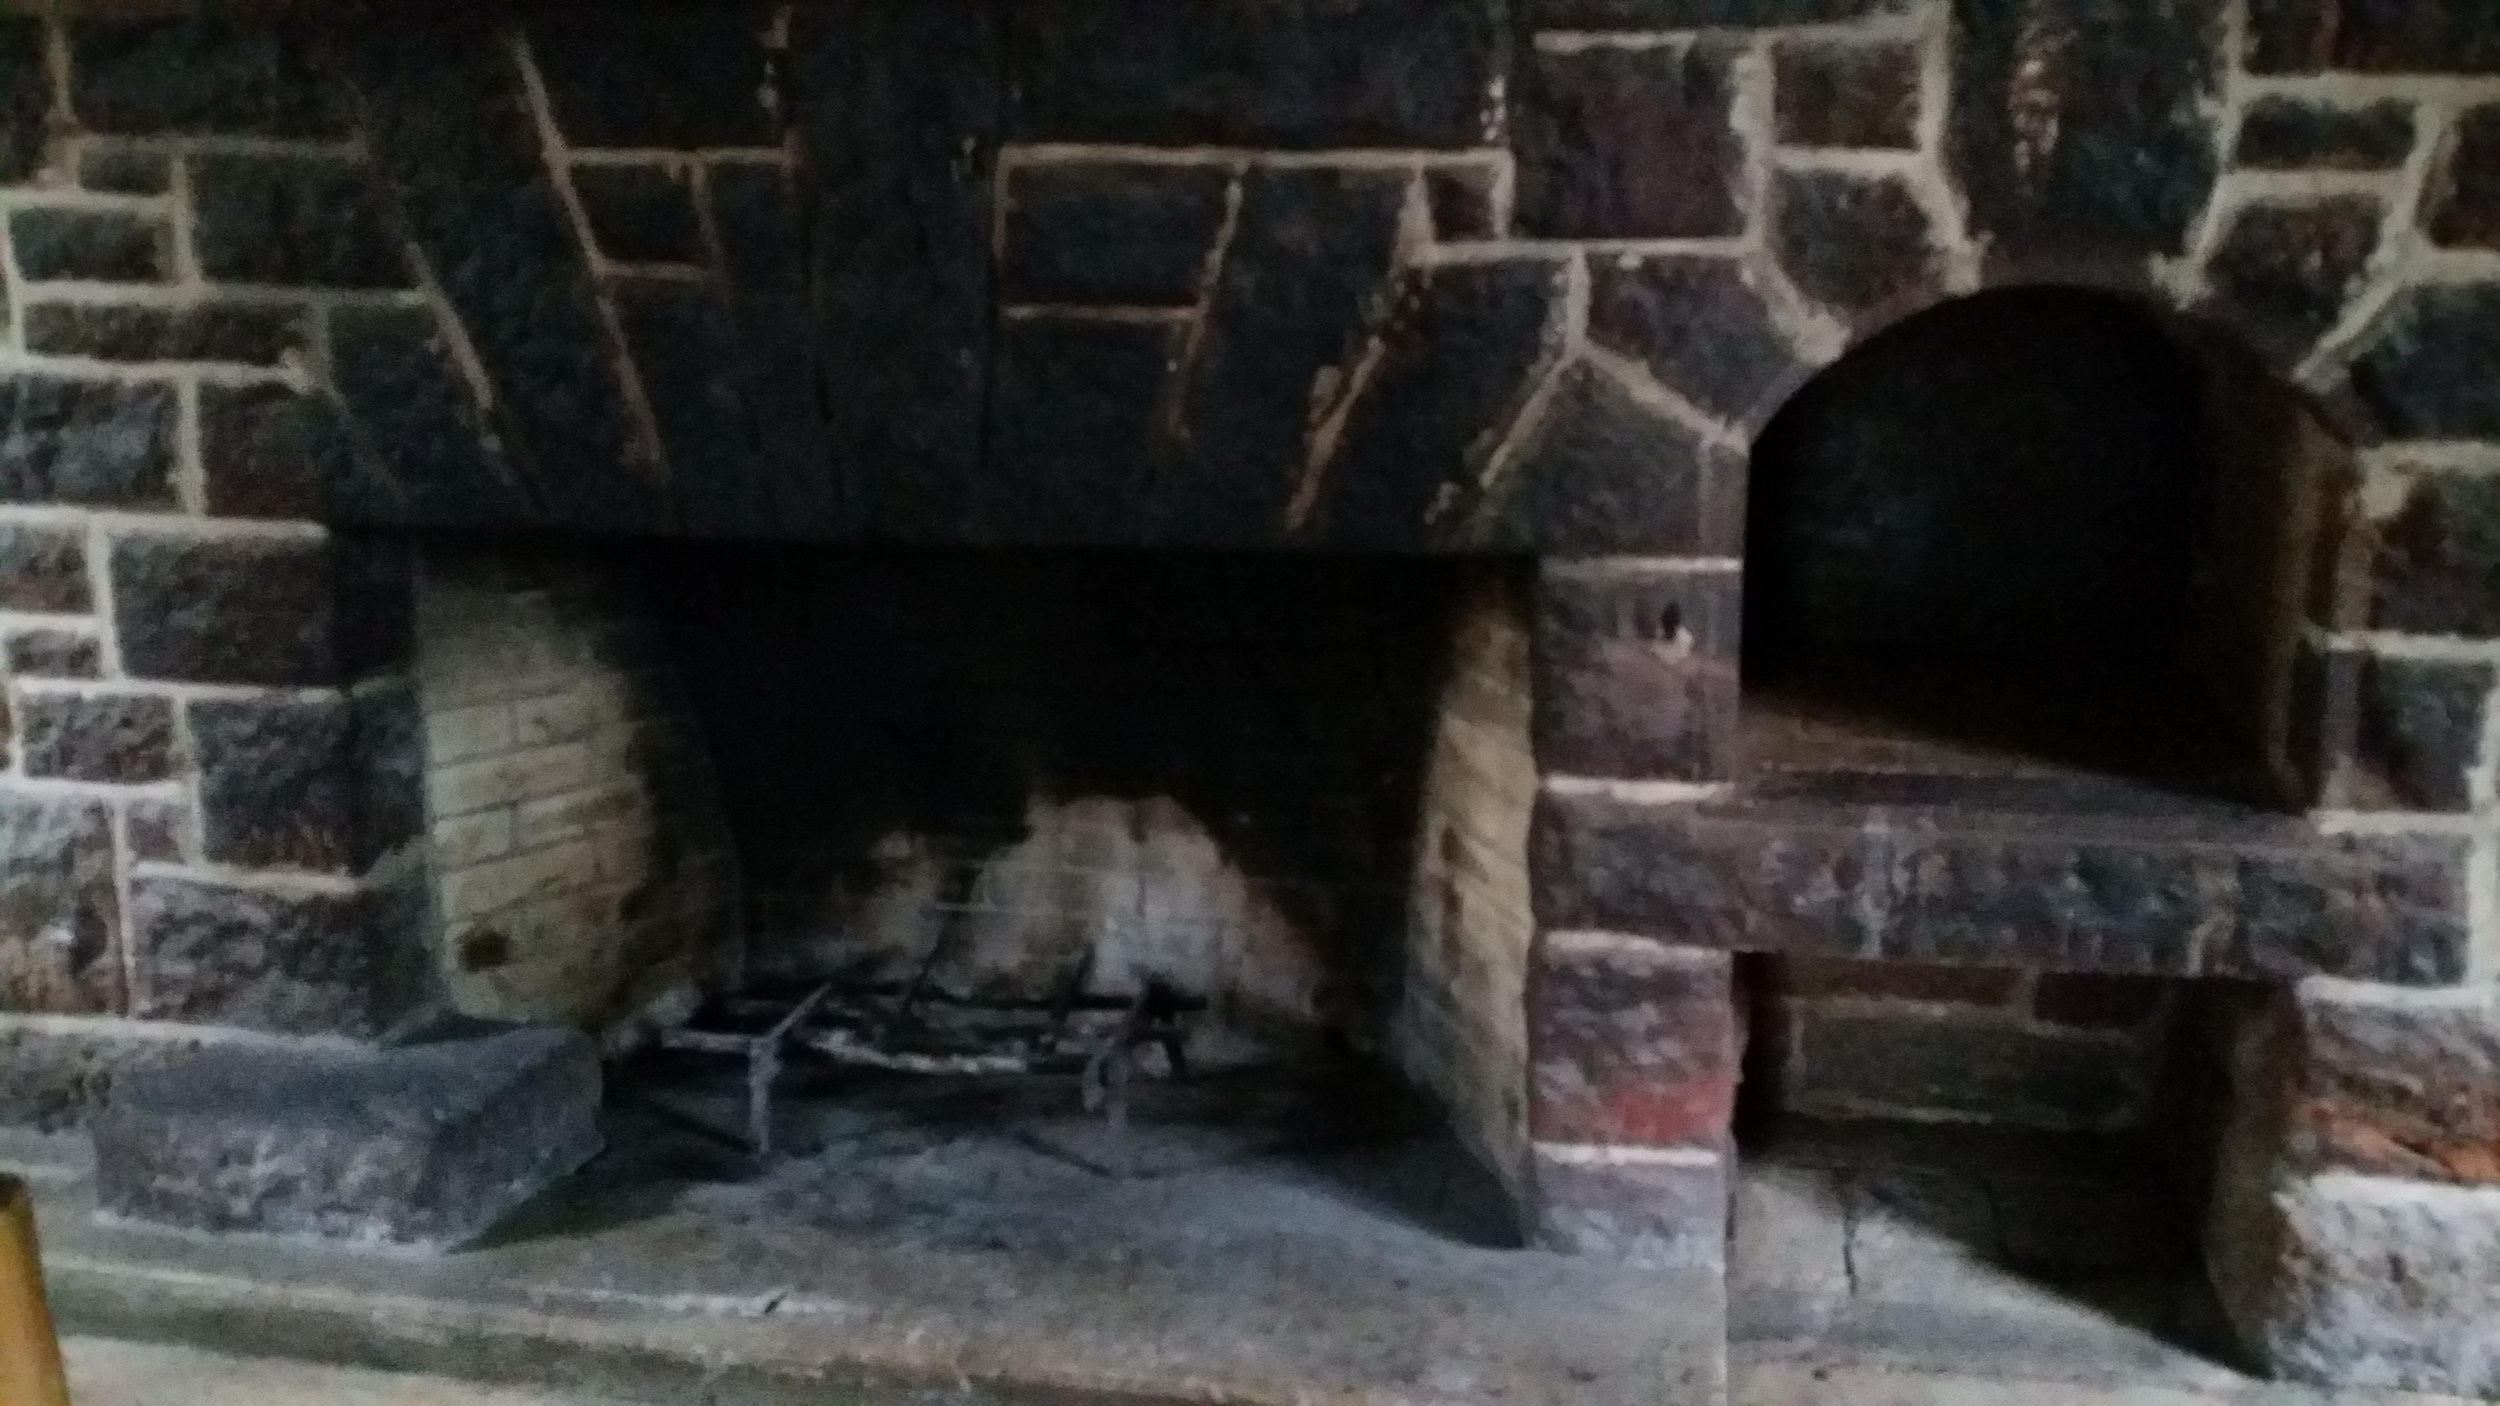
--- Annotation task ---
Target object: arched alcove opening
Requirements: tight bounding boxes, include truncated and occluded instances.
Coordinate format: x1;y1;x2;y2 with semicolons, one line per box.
1740;287;2344;803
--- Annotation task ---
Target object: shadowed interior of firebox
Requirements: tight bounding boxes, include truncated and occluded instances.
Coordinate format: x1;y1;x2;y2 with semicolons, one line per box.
1740;289;2343;807
412;542;1537;1245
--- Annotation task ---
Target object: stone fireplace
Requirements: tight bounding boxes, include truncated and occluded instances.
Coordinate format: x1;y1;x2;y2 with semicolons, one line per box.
1;0;2497;1400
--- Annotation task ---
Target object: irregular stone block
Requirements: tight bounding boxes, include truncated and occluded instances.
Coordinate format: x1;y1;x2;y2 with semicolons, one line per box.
2288;994;2500;1185
23;303;308;367
2355;655;2489;811
522;7;774;149
1774;41;1920;149
0;524;92;613
983;315;1169;542
2368;471;2500;636
1529;935;1736;1147
5;630;100;680
1007;0;1500;150
1530;1145;1728;1270
110;530;339;687
71;16;342;136
0;19;45;184
2348;283;2500;439
1316;258;1570;548
2204;197;2382;352
124;797;190;865
91;1022;602;1248
17;692;176;784
1485;360;1730;555
1518;43;1746;240
189;153;409;288
326;304;525;526
79;146;168;195
189;694;355;873
999;162;1232;307
199;383;355;521
2220;832;2471;985
1771;169;1941;324
329;14;662;533
0;793;121;1016
571;163;704;265
2211;1167;2500;1396
1427;165;1504;240
7;207;169;282
0;377;176;508
2233;97;2416;170
1153;166;1407;540
2246;0;2500;74
789;1;994;539
2427;103;2500;251
1588;254;1803;429
1948;0;2224;260
126;872;424;1037
1532;564;1740;779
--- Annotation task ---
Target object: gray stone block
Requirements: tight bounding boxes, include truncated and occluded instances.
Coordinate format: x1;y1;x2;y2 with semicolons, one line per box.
91;1022;601;1248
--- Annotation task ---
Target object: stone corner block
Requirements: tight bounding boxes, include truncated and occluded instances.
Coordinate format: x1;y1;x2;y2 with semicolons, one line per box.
90;1021;603;1249
1528;1142;1729;1272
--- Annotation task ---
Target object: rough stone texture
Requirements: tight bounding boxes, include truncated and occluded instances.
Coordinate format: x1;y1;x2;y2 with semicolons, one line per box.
2246;0;2500;74
1785;1007;2152;1129
327;15;662;533
1485;362;1729;555
1774;41;1920;149
2203;197;2383;351
521;9;773;149
188;154;408;288
982;315;1167;542
90;1022;602;1248
1532;792;2473;984
1533;567;1740;781
6;630;101;680
1315;257;1571;547
0;19;46;184
2212;1168;2500;1397
2233;97;2416;170
189;695;358;874
0;524;93;613
8;208;169;283
2354;656;2488;812
79;146;169;195
0;378;176;508
0;793;122;1016
2287;994;2500;1185
110;532;340;688
1531;1147;1729;1270
125;872;423;1037
1152;166;1407;540
1948;0;2224;261
998;162;1232;306
1427;165;1504;240
1772;170;1940;324
198;384;357;521
1529;0;1894;21
70;17;342;137
569;163;704;266
2368;470;2500;636
23;303;308;367
17;693;177;784
325;304;527;527
2347;283;2500;439
1588;255;1803;429
2426;103;2500;251
1530;936;1736;1146
1006;0;1500;150
1517;43;1746;240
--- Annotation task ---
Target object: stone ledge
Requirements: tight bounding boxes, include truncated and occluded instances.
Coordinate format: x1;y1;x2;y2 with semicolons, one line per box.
89;1021;600;1249
1531;789;2473;984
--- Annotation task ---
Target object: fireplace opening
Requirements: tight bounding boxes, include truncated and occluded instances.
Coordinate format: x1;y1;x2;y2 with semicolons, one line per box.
1740;288;2341;804
412;540;1536;1249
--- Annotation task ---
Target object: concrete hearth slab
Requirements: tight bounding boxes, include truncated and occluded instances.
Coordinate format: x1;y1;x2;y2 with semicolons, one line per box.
3;1108;1723;1406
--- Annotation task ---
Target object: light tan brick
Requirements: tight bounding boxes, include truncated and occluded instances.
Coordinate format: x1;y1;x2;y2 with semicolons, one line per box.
432;808;514;869
513;782;644;849
428;741;595;817
440;837;597;920
513;690;599;747
423;702;514;764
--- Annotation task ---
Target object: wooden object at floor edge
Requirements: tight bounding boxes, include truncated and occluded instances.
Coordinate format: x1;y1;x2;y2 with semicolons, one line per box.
0;1175;72;1406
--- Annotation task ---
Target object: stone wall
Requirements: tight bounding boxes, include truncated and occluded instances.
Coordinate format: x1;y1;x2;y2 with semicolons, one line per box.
1398;571;1539;1199
412;544;738;1042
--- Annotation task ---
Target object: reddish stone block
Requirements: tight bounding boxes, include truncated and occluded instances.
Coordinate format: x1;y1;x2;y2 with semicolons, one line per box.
1529;934;1737;1147
2287;993;2500;1186
1532;567;1740;780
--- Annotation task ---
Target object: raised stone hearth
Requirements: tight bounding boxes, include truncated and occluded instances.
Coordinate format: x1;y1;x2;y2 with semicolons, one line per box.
0;1;2497;1402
